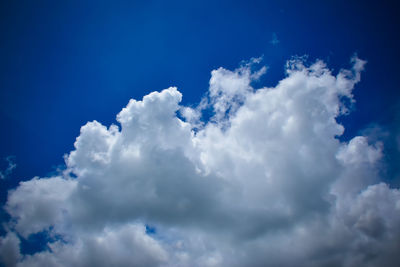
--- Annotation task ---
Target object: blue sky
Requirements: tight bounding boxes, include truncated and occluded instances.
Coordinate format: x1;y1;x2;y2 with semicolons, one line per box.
1;1;400;266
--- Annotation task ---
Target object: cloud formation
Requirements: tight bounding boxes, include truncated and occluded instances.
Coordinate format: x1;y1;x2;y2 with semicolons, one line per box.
1;56;399;267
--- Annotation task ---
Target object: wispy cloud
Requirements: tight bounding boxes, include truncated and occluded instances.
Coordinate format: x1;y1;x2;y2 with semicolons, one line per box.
270;32;280;45
0;156;16;179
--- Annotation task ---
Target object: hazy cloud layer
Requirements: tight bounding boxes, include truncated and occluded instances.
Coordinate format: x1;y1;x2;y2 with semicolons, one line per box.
1;57;399;267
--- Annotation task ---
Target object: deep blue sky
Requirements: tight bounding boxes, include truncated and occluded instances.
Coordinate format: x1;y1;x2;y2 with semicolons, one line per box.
1;0;399;201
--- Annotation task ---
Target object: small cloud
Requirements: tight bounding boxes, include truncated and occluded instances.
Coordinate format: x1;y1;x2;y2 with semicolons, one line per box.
270;32;280;45
0;156;16;179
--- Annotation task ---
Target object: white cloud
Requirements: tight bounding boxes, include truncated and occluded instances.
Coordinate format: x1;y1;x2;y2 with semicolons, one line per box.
1;56;399;267
5;176;77;238
0;232;20;267
16;224;168;267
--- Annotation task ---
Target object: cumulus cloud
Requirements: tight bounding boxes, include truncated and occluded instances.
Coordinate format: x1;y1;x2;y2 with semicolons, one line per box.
1;56;399;267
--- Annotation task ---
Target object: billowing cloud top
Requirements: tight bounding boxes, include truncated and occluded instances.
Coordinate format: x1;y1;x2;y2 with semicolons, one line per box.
1;57;399;267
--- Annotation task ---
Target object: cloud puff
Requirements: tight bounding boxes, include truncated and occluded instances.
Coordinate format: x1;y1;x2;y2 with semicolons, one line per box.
1;56;399;267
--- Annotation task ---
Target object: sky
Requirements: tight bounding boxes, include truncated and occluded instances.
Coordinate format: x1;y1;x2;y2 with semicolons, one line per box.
0;0;400;266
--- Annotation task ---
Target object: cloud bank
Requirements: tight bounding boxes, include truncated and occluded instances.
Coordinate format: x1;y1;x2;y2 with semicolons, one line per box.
1;57;399;267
